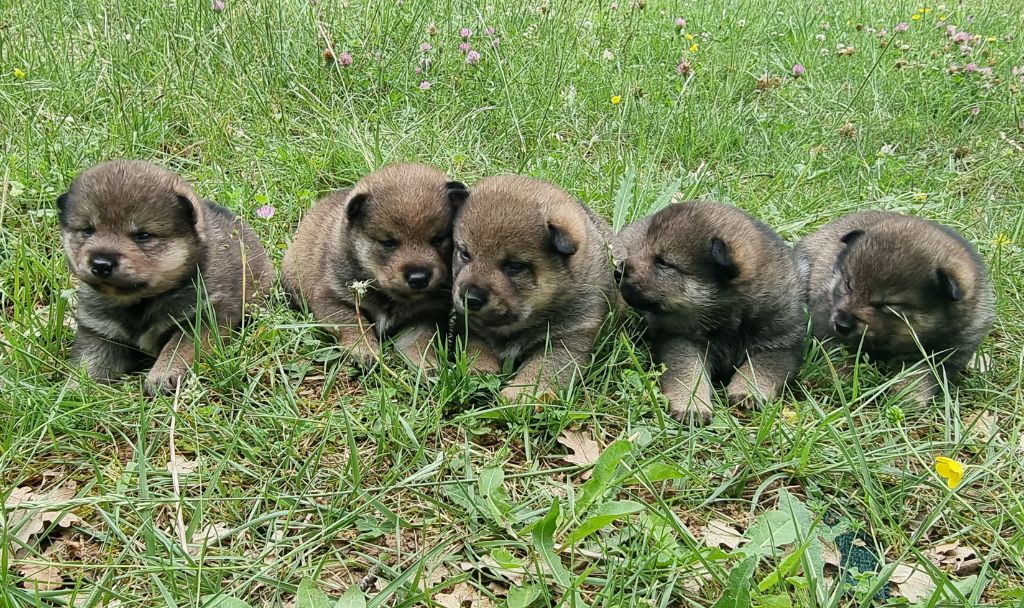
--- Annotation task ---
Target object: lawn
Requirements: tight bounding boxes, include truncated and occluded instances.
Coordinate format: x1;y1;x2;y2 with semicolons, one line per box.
2;0;1023;606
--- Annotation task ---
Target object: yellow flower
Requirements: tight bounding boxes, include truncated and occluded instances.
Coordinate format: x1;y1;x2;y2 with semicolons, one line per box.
994;233;1012;247
913;192;928;201
690;43;699;53
610;95;621;105
911;14;922;20
935;456;964;489
986;36;997;42
13;68;26;79
939;15;946;20
685;33;694;40
919;7;931;13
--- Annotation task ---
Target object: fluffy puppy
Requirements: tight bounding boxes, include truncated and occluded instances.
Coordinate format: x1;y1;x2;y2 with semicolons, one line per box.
451;175;618;401
615;201;806;424
281;164;467;367
59;159;273;395
797;211;995;404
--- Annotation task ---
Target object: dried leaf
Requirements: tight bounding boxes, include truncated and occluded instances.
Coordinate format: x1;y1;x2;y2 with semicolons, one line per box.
821;540;841;567
926;541;980;576
434;582;494;608
890;564;936;602
702;519;744;550
18;546;63;591
3;482;82;552
166;456;201;475
557;429;601;468
191;522;232;551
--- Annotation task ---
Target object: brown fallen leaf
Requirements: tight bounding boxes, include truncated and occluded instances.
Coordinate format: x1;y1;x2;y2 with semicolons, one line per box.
190;522;232;553
890;563;936;602
702;519;744;550
557;429;601;468
4;482;82;554
18;546;63;592
166;456;201;475
821;540;841;567
926;541;980;576
963;412;998;445
434;582;494;608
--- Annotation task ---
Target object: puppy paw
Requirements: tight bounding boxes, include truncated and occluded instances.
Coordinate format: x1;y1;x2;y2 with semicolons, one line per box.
344;341;380;371
726;388;760;410
144;366;186;397
668;399;714;426
500;384;528;403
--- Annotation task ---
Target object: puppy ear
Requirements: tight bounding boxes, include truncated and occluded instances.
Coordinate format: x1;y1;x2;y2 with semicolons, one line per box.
175;195;198;226
547;222;578;256
936;268;963;301
709;237;739;280
446;181;469;207
346;193;368;222
56;192;70;225
840;229;864;246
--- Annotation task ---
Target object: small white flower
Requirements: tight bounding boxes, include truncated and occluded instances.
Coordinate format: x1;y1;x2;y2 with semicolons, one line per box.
602;49;615;60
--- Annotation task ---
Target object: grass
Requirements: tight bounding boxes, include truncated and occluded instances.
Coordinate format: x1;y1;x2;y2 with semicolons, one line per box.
2;0;1023;606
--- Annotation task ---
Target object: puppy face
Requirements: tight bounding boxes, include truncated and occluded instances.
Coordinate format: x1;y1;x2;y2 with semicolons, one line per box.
826;229;963;355
58;160;204;305
344;164;467;300
617;206;738;321
452;177;582;330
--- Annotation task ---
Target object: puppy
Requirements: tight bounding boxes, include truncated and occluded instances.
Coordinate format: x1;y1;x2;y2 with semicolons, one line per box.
451;175;618;401
281;164;467;367
615;201;806;424
59;159;274;395
797;211;995;404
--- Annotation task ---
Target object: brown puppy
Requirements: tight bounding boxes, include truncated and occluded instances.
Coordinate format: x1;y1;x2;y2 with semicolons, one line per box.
797;211;994;404
451;175;618;401
58;159;274;396
281;164;467;367
615;201;805;424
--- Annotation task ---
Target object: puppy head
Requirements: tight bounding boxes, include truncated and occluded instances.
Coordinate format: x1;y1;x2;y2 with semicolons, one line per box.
452;176;585;329
617;203;741;319
58;160;206;305
827;224;969;354
343;163;467;300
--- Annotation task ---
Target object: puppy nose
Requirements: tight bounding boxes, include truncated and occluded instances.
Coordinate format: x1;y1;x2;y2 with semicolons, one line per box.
90;255;117;278
613;261;626;283
464;286;488;311
834;310;857;336
404;267;432;290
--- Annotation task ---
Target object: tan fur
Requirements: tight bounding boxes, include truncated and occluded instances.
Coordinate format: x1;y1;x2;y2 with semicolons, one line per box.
616;201;806;425
281;163;463;368
797;210;995;405
452;175;618;401
59;159;274;395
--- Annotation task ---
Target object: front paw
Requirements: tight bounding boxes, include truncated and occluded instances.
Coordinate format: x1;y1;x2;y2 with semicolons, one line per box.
668;398;714;426
468;351;502;375
344;341;380;371
144;366;187;397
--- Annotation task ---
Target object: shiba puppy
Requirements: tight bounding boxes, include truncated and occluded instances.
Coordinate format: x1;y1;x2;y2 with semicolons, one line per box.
451;175;618;401
797;210;995;404
615;201;806;424
59;159;274;396
281;163;467;367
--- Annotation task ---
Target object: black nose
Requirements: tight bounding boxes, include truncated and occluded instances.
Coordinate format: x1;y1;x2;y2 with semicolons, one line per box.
404;268;432;290
90;256;117;278
834;310;857;336
464;286;488;311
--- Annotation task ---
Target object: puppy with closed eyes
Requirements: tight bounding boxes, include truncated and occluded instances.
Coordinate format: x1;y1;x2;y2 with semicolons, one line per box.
797;211;994;405
451;175;618;402
59;159;274;396
615;201;806;425
282;163;467;368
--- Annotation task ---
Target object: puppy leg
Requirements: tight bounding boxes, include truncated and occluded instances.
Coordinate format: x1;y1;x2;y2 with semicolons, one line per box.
465;337;502;375
726;345;801;409
393;324;442;370
145;329;206;396
306;290;380;369
500;335;594;403
71;326;144;384
657;338;714;425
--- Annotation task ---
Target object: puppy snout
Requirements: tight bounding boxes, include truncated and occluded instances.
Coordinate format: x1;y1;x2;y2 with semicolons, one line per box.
463;285;488;311
404;266;432;290
89;254;119;278
833;310;858;336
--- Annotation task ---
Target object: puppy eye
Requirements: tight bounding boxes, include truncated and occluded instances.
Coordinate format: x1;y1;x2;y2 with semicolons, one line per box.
430;232;451;246
502;260;529;277
457;247;471;263
379;237;399;249
132;232;152;243
654;256;672;270
81;227;95;237
844;278;853;291
873;303;904;315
